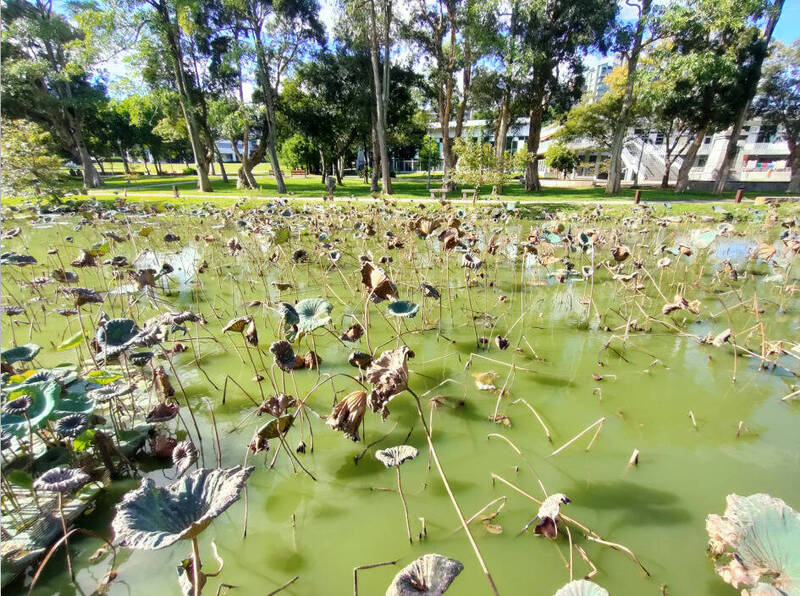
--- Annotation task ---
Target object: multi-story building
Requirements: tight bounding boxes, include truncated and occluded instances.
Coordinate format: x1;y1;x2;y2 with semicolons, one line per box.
426;117;792;188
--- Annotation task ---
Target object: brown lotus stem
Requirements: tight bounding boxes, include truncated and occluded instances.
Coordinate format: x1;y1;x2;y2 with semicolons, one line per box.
551;417;606;456
627;449;640;468
449;496;507;537
353;560;397;596
191;536;201;596
408;388;500;596
266;575;299;595
396;466;413;544
689;410;698;429
487;433;547;497
575;545;598;579
566;525;574;581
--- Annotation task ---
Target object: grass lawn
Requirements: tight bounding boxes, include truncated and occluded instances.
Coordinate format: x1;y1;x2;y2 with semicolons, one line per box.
65;169;751;203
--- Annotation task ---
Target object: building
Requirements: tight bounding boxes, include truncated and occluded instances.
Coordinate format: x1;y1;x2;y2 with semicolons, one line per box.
583;60;616;101
427;117;792;187
215;138;260;162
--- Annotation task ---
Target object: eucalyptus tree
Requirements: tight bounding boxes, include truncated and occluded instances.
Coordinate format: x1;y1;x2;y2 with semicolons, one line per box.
405;0;482;187
712;0;785;195
604;0;656;195
514;0;617;191
1;0;106;187
115;0;234;191
225;0;323;194
753;41;800;192
342;0;396;194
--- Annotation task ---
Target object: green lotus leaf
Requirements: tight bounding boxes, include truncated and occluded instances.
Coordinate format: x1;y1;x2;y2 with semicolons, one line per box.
50;382;95;419
387;301;419;318
706;493;800;594
112;466;254;550
86;369;122;385
543;232;563;244
1;343;41;364
57;330;87;351
386;553;463;596
256;414;294;440
96;319;140;358
87;241;111;256
1;381;60;437
277;302;300;325
6;469;34;490
295;298;332;333
695;230;718;249
0;252;37;266
553;580;609;596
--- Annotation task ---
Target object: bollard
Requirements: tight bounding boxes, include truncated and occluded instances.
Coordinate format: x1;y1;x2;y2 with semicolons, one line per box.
634;190;641;204
735;188;744;203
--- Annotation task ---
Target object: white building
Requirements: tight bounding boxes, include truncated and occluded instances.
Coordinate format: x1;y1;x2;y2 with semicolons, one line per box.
215;138;260;162
583;60;616;101
427;117;792;187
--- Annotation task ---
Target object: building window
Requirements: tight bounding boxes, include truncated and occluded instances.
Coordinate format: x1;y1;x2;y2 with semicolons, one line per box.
654;133;664;145
703;136;711;144
756;125;777;143
695;156;707;168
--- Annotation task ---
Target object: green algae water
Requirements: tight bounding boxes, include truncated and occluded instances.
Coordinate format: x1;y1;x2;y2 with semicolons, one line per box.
2;202;799;595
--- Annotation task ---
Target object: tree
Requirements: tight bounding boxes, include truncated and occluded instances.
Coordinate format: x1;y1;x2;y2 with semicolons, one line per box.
1;118;66;202
1;0;105;187
604;0;655;195
712;0;785;194
753;40;800;192
280;133;316;170
544;141;579;178
224;0;322;194
514;0;617;191
452;136;526;195
406;0;481;188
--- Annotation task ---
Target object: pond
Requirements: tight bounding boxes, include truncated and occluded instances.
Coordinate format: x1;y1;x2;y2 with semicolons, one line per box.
1;200;799;595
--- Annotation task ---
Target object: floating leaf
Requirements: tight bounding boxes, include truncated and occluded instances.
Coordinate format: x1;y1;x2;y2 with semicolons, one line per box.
86;369;122;386
6;469;34;490
1;381;60;437
256;415;294;440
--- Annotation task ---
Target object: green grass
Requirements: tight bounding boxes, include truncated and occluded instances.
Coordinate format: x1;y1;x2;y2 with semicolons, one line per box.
63;170;749;203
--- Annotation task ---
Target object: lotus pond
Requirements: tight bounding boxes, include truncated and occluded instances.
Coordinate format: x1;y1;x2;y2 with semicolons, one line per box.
1;199;799;596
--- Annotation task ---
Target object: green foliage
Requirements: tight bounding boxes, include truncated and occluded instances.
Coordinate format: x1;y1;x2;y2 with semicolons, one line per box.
545;142;580;177
452;137;527;195
0;119;66;202
281;134;316;169
417;136;441;169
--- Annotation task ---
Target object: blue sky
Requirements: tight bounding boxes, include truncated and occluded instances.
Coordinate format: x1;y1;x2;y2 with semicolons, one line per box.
774;0;800;44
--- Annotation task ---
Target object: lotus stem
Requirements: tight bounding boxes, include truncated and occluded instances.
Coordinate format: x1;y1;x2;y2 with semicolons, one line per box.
511;398;551;442
550;417;606;457
408;388;500;596
191;536;202;596
57;493;74;581
266;575;299;595
396;466;412;544
353;561;397;596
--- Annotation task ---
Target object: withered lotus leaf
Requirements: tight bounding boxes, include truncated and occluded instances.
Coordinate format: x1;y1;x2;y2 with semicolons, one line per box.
366;346;413;419
553;580;609;596
361;261;398;303
326;390;367;441
534;493;571;539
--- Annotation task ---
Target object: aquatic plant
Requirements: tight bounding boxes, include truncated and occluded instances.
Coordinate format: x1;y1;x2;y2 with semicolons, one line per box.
386;553;463;596
706;493;800;594
376;445;418;543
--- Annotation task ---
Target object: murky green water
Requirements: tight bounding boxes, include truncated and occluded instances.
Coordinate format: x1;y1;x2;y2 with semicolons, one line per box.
2;203;799;595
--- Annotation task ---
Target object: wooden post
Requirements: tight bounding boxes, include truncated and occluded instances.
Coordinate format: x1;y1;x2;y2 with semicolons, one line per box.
735;188;744;203
634;190;641;204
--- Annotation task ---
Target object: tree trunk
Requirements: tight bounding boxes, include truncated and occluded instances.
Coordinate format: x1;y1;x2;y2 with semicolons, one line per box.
675;127;706;193
215;145;228;184
334;158;343;185
118;141;131;175
606;0;651;195
524;102;544;192
368;0;392;194
788;141;800;193
713;0;784;195
371;126;380;193
96;160;106;175
76;137;103;188
495;92;511;161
